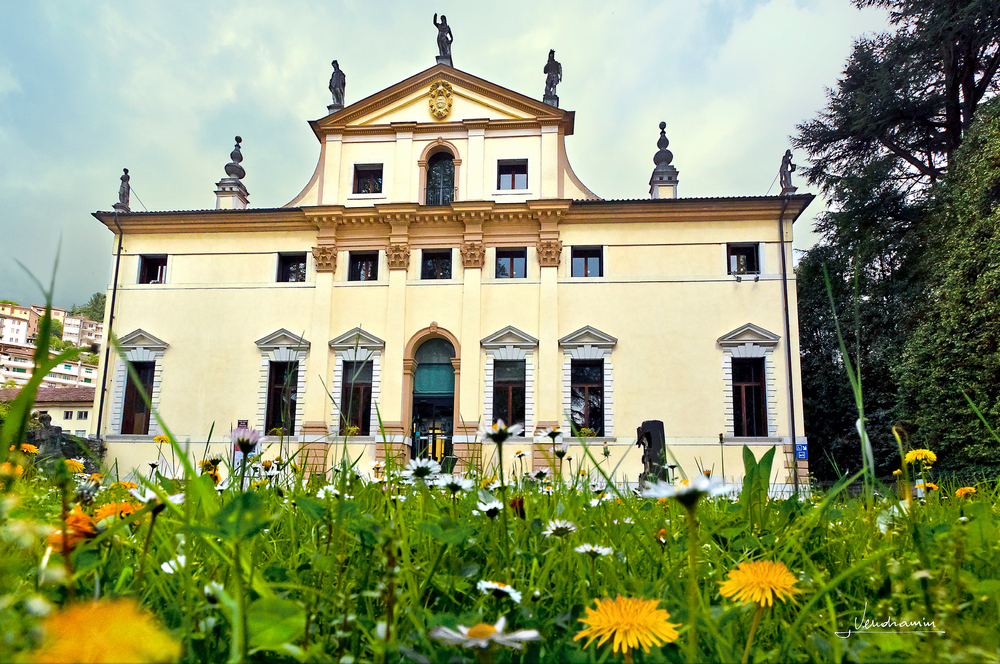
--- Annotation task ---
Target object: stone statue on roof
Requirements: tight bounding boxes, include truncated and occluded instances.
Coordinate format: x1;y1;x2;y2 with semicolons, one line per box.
433;14;453;63
544;50;562;97
328;60;346;110
779;149;797;194
114;168;130;212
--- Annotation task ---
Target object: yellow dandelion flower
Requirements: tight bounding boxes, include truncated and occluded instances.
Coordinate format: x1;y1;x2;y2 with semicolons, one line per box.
111;481;139;491
955;486;976;498
718;560;801;607
892;469;902;476
153;435;170;444
88;473;103;484
64;458;86;474
94;501;139;523
47;506;96;554
32;598;181;663
20;443;39;454
916;482;938;491
574;595;681;659
904;449;937;466
1;462;24;477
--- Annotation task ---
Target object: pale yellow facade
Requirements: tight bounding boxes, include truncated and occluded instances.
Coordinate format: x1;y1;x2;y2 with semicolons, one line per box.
92;64;812;490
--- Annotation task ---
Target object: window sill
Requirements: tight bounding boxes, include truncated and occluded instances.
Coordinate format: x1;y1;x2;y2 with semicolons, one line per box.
347;193;387;201
340;280;387;286
492;189;532;196
723;436;781;444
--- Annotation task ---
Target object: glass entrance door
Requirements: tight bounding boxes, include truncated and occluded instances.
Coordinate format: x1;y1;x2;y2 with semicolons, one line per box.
412;338;456;468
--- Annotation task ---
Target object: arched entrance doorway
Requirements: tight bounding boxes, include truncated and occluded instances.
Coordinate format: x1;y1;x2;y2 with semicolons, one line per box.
412;337;455;464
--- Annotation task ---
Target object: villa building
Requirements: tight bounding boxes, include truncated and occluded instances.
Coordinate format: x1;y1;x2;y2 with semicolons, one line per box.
91;54;812;488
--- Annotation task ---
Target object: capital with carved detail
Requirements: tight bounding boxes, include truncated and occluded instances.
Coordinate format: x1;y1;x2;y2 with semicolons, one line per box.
536;239;563;267
312;245;337;273
386;243;411;270
461;241;485;268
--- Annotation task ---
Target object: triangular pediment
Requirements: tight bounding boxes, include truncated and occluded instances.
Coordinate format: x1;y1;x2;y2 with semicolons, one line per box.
312;64;572;136
717;323;780;348
255;329;310;352
481;325;538;349
118;329;168;351
329;327;385;351
559;326;617;349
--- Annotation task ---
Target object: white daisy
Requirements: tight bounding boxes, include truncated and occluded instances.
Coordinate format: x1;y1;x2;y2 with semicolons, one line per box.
511;449;527;459
430;615;540;650
316;485;340;499
160;555;186;574
542;519;576;538
479;419;524;445
641;475;736;507
437;474;475;494
477;580;523;603
574;543;613;558
401;457;442;483
477;500;503;519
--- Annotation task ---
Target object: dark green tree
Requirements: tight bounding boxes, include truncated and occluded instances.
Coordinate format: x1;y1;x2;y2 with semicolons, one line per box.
69;292;106;322
896;97;1000;473
793;0;1000;479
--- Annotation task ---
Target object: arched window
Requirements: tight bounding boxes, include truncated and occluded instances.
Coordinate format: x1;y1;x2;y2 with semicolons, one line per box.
426;152;455;206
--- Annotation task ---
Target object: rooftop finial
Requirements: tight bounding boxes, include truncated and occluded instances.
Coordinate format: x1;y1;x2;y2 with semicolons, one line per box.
649;121;679;199
113;168;130;213
328;60;346;114
543;49;562;108
779;149;797;195
225;136;245;180
433;13;453;67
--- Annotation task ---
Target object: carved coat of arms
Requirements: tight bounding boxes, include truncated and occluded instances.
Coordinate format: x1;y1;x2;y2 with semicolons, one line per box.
428;80;453;120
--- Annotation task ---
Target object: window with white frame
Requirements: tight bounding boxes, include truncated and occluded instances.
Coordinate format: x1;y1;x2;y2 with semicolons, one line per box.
329;328;384;436
558;326;617;437
111;329;168;437
718;323;780;438
481;326;538;433
255;329;309;437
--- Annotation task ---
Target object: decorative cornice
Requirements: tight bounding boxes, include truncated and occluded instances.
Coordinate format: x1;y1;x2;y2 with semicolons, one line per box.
386;243;411;270
536;239;563;267
461;241;485;269
312;245;337;273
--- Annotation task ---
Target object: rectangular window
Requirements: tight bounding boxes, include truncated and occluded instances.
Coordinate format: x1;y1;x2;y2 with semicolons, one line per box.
348;252;378;281
277;253;307;282
572;247;603;277
78;411;88;420
13;367;26;373
421;250;452;280
497;160;528;190
353;164;383;194
121;361;155;435
495;248;527;279
75;430;86;437
83;378;92;383
265;361;299;435
340;361;373;435
138;255;168;284
64;411;73;420
732;358;767;437
570;359;604;436
727;244;760;275
492;360;525;427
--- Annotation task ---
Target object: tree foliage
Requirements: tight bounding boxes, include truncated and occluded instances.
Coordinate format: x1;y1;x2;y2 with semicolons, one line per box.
896;97;1000;472
794;0;1000;480
69;292;106;322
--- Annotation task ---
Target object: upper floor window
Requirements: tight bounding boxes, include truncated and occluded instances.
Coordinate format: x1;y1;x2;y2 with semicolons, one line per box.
727;244;759;275
77;411;89;420
426;152;455;206
497;160;528;190
353;164;383;194
64;411;73;420
421;250;452;280
138;255;167;284
277;253;307;282
496;248;527;279
572;247;603;277
348;252;378;281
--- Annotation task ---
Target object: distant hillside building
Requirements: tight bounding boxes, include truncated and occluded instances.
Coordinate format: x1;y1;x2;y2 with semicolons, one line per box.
91;49;812;487
0;386;95;438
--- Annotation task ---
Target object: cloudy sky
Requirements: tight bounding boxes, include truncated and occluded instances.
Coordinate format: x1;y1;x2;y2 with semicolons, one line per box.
0;0;888;310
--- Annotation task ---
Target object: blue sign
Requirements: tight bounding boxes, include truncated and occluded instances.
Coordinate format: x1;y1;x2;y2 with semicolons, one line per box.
795;443;808;460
